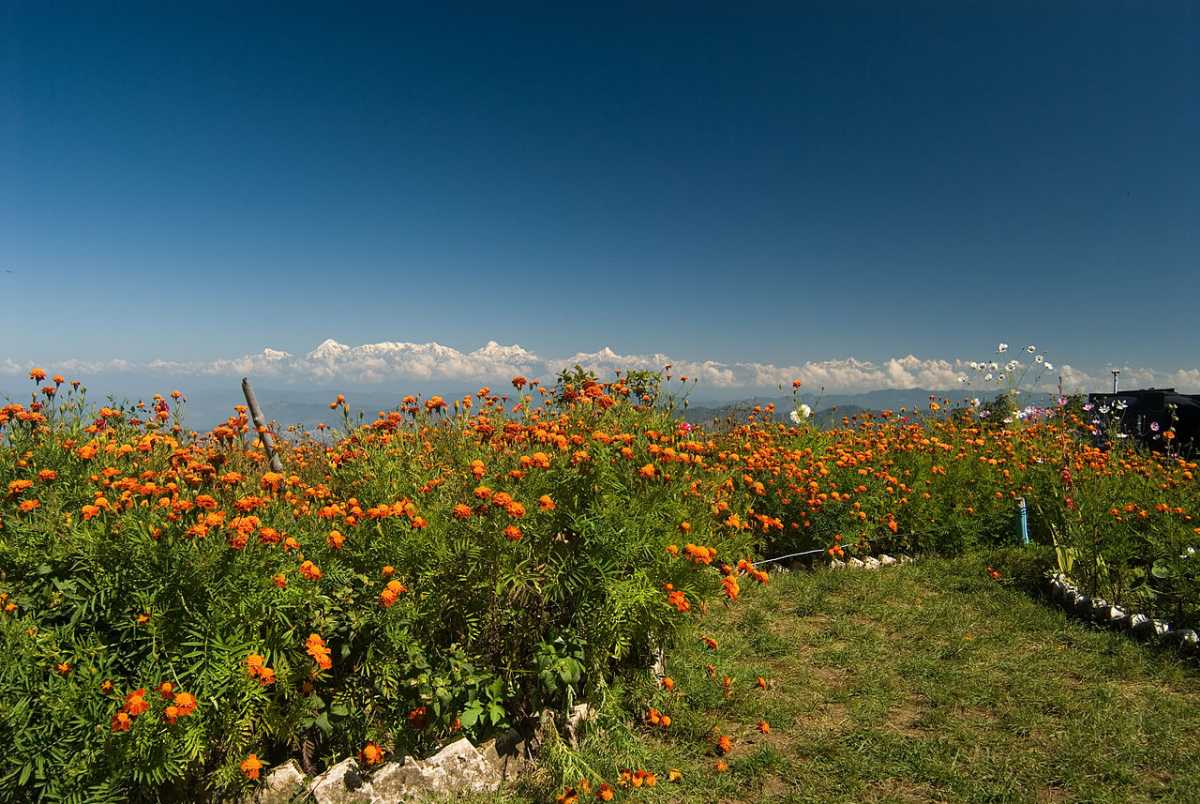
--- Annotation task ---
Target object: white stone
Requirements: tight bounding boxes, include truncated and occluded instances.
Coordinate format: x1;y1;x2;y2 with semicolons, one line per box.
256;760;305;804
565;703;596;746
829;559;846;570
370;738;500;801
879;554;897;566
863;556;881;570
847;557;865;569
309;758;374;804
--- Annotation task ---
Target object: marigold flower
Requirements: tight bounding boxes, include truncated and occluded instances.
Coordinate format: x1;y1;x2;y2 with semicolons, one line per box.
158;681;174;699
173;691;197;717
124;689;149;716
666;589;689;612
306;633;332;671
111;711;132;732
757;719;770;734
407;705;429;729
299;560;322;581
504;525;522;541
361;742;384;766
241;753;263;780
667;768;682;782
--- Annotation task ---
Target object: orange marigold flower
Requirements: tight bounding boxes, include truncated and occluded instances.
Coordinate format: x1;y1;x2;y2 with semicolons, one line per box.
29;367;47;382
666;589;689;612
299;560;322;581
661;676;675;691
538;494;556;511
241;753;263;780
158;681;174;699
257;666;276;686
360;742;384;766
638;463;656;479
327;530;345;549
111;711;132;732
721;575;740;601
504;525;522;541
164;705;179;725
306;633;333;671
56;661;71;676
246;654;266;676
124;688;149;716
714;759;729;773
757;720;770;734
173;691;197;717
407;705;429;729
701;636;718;651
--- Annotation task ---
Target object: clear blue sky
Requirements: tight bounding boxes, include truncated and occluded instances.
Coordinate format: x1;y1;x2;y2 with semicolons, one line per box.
2;2;1197;383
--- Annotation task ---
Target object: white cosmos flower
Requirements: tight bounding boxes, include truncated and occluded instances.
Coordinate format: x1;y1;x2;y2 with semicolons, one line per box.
790;404;812;423
1006;360;1019;372
971;398;980;407
989;362;998;371
998;343;1009;353
959;376;968;384
1026;345;1036;353
1044;362;1053;371
984;373;993;381
1035;355;1044;364
969;361;979;370
998;373;1007;381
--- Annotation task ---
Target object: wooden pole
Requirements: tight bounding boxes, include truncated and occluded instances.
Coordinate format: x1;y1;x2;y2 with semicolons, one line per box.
241;377;284;472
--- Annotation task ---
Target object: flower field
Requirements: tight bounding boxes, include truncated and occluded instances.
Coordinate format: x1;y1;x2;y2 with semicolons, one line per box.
1;368;1197;801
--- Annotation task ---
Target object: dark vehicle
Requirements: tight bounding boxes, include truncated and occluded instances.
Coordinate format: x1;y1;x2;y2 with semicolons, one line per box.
1087;388;1200;457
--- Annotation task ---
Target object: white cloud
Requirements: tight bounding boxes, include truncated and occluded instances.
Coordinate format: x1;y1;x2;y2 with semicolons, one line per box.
1170;369;1200;393
3;340;1196;395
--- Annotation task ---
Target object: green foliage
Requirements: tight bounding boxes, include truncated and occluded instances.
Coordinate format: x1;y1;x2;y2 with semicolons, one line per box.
0;381;760;800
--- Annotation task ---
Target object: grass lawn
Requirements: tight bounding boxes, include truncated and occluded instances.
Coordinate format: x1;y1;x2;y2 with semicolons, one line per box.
509;555;1200;803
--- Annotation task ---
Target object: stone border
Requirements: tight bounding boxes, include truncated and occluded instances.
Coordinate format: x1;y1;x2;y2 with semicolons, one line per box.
1045;574;1199;658
828;553;916;571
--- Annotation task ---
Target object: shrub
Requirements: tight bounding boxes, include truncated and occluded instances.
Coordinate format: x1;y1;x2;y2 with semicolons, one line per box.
0;377;760;800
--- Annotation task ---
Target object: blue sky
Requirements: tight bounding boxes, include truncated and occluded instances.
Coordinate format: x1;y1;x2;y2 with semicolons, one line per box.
2;2;1197;396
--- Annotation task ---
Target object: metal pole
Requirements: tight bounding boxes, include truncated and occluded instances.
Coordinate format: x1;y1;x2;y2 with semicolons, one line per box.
241;377;284;472
1111;369;1120;394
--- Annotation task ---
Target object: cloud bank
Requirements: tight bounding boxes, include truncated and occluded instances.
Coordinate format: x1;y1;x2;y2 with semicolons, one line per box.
2;339;1197;394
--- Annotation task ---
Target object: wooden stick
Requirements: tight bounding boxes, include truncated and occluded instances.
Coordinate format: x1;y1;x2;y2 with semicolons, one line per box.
241;377;284;472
